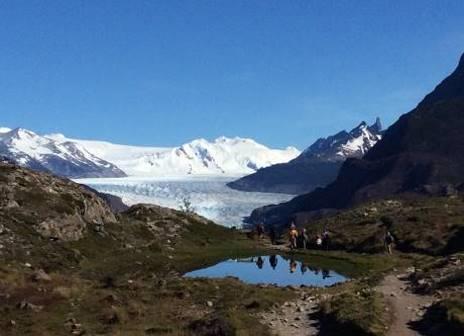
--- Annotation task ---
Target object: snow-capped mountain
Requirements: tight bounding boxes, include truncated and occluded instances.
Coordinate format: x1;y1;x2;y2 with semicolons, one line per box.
0;127;126;178
227;118;383;194
302;118;383;161
47;133;300;177
1;125;299;178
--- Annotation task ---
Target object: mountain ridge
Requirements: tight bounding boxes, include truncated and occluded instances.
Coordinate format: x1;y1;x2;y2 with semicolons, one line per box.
227;119;382;194
248;52;464;227
1;126;300;178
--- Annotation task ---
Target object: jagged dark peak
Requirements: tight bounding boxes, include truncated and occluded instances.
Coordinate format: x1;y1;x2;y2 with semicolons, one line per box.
369;117;382;133
350;118;382;135
301;118;382;160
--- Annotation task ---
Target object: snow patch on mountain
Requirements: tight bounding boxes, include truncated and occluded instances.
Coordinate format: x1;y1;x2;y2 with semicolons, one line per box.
301;118;382;161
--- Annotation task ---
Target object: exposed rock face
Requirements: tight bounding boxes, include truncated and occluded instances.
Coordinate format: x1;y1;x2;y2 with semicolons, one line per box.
249;52;464;227
123;203;212;244
228;119;382;195
0;162;116;241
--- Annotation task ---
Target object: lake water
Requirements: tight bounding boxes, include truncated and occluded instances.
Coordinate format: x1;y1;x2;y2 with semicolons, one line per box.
184;255;348;287
76;176;295;227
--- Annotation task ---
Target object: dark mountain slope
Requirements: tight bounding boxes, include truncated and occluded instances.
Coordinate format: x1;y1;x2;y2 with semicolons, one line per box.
249;53;464;227
228;119;382;194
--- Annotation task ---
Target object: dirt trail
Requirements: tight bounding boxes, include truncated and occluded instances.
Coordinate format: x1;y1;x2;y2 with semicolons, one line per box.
260;292;319;336
376;274;434;336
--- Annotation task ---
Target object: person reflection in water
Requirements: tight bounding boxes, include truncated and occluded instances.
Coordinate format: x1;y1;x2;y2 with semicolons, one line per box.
289;259;297;274
300;263;308;275
322;269;331;279
256;256;264;269
269;255;278;270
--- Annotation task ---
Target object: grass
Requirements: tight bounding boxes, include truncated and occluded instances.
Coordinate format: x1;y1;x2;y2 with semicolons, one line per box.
304;196;464;255
318;283;388;336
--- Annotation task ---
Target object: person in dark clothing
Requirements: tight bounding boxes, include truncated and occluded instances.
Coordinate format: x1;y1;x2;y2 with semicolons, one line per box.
322;229;330;251
384;230;395;255
269;255;278;270
301;228;309;249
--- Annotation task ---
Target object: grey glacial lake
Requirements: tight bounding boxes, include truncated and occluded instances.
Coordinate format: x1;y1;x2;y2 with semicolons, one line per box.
185;255;348;287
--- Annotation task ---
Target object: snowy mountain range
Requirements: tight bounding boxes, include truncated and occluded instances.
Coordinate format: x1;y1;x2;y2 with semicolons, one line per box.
227;118;383;194
0;127;126;178
0;126;300;178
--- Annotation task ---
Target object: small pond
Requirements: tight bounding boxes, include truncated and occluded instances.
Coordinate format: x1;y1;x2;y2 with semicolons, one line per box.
184;255;348;287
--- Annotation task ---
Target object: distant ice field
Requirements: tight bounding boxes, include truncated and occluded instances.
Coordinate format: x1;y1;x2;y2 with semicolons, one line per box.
75;176;295;227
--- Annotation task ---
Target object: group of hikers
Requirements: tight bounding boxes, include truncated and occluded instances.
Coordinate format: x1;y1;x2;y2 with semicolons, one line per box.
255;221;330;250
256;221;396;255
288;222;330;250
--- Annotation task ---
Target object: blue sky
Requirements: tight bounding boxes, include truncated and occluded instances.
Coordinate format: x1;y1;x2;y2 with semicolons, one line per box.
0;1;463;149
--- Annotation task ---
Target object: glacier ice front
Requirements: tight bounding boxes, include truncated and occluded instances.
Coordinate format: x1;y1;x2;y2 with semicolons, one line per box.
76;176;295;227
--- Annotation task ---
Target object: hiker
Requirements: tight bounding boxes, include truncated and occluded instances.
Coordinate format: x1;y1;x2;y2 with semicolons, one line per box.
269;255;278;270
316;234;323;248
384;230;395;254
322;228;330;251
269;226;277;245
289;222;298;249
301;228;309;249
256;256;264;269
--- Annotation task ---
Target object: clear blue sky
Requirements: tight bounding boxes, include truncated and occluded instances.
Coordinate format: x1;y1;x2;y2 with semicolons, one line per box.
1;1;463;149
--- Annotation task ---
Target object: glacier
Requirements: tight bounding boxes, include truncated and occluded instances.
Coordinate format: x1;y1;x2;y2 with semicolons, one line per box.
76;176;295;227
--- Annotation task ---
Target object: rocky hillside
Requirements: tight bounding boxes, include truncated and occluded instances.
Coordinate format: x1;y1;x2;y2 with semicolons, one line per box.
0;162;117;241
0;162;278;335
228;119;382;194
248;52;464;227
300;196;464;255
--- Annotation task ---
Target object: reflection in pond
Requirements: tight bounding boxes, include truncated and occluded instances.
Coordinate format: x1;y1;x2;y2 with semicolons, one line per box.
185;255;348;287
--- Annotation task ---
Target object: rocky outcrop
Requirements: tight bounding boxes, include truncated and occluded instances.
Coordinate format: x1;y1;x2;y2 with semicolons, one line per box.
0;162;116;241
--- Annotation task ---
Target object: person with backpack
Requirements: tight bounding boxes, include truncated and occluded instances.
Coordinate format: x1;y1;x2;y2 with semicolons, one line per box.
384;230;395;255
289;222;298;249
